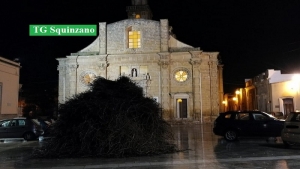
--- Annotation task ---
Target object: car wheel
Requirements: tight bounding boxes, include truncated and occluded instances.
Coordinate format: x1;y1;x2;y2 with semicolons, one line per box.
23;132;35;141
224;130;238;141
283;140;296;148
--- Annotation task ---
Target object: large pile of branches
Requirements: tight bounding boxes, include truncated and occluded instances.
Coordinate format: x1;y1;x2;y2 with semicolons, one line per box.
32;76;177;158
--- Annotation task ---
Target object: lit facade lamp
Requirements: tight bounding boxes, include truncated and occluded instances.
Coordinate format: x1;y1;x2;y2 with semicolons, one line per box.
235;90;240;111
222;100;226;112
233;97;237;111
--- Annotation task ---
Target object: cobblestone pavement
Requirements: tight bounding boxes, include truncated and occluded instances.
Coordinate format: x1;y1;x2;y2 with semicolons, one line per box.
0;123;300;169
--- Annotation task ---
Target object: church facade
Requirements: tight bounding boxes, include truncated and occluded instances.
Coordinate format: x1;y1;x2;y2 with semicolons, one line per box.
57;0;224;123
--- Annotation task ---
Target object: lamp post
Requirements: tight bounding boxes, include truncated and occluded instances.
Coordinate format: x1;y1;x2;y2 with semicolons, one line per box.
177;99;182;119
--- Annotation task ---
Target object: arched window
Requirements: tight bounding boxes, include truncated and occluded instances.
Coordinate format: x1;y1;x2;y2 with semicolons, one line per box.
131;68;137;77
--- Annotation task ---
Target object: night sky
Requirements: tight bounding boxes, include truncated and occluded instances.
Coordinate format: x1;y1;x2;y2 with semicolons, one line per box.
1;0;300;94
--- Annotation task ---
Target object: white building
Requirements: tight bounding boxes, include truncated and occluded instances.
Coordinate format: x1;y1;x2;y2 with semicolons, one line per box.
254;69;300;117
57;0;224;123
0;56;21;119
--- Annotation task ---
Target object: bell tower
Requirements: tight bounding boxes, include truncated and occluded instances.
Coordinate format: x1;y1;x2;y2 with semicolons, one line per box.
126;0;152;19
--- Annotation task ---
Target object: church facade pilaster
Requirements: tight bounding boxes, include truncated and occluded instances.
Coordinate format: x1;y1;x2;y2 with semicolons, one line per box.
160;19;169;52
208;54;220;117
99;23;107;54
189;51;202;120
96;55;108;78
57;59;66;104
65;56;79;98
158;52;171;119
218;64;224;113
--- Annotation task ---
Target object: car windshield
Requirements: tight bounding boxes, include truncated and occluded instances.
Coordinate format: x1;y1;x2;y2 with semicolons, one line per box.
286;112;300;121
261;112;276;119
0;120;10;127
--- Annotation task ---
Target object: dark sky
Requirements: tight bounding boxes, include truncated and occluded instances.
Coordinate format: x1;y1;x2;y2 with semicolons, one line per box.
1;0;300;94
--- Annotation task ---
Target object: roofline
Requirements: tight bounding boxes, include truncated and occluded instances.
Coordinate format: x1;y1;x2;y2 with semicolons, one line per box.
0;56;21;68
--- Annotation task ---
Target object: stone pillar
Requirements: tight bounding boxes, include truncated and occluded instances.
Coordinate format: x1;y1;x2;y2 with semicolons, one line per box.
189;51;202;120
66;55;78;98
160;19;169;52
99;22;107;54
67;63;78;98
97;55;108;78
208;53;220;120
198;53;211;122
218;64;224;113
158;52;171;119
57;59;66;104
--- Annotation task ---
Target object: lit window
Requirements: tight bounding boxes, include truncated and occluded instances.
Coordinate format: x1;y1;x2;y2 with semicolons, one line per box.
135;14;140;19
128;31;141;48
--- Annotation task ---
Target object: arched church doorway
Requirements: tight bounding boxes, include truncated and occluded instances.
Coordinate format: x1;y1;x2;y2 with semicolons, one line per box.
177;98;187;118
174;93;189;119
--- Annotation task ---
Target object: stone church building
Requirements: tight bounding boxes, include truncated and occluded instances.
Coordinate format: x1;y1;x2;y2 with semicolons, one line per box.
57;0;224;123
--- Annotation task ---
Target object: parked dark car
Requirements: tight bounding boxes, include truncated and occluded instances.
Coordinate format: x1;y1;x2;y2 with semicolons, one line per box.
0;117;44;141
213;111;285;141
36;118;54;137
281;112;300;147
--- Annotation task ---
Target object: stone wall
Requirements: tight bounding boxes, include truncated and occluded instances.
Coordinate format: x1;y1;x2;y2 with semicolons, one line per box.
0;57;20;116
0;114;19;120
107;19;160;54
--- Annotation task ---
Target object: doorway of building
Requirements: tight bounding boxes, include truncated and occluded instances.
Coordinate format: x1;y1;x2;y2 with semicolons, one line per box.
177;98;187;118
283;98;294;118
